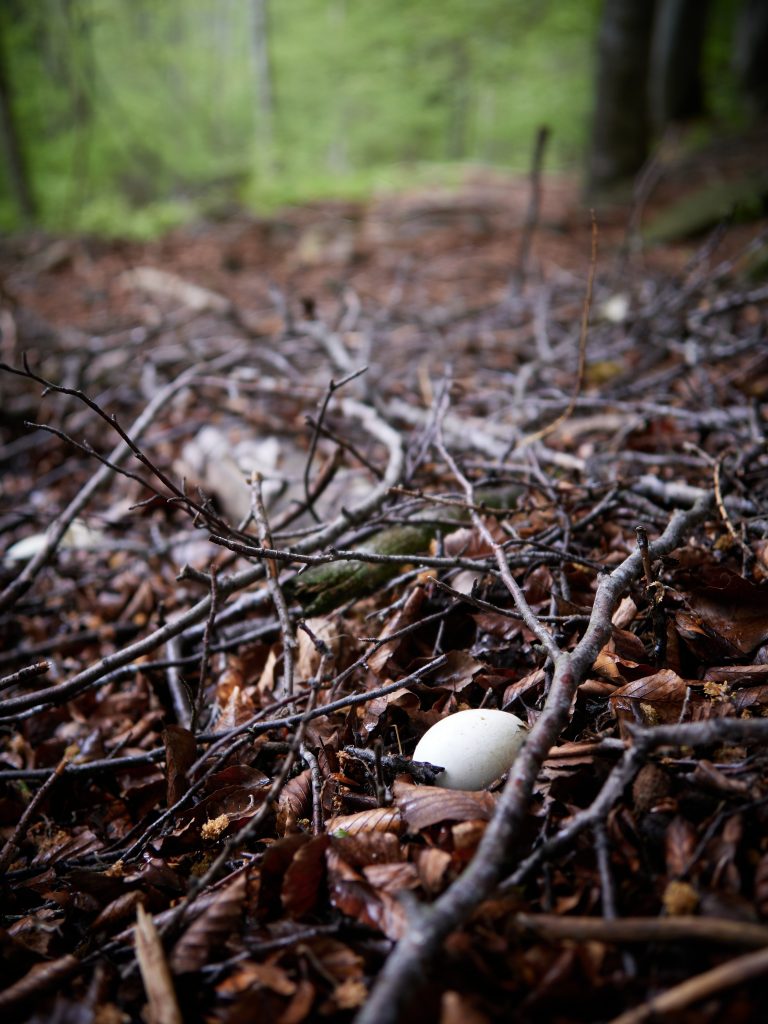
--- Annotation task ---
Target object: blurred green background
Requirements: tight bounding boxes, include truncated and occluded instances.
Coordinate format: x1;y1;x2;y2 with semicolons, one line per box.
0;0;750;237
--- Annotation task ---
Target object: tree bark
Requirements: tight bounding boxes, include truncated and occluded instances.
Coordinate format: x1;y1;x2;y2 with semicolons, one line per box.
734;0;768;113
650;0;711;128
587;0;657;194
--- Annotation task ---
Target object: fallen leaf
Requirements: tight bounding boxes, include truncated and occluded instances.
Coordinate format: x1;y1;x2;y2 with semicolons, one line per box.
394;780;496;831
170;871;247;974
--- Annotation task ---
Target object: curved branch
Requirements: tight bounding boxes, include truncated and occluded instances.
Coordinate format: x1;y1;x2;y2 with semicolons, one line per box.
355;492;713;1024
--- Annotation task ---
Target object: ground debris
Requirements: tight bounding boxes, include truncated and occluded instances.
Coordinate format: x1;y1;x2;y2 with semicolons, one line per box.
1;184;768;1023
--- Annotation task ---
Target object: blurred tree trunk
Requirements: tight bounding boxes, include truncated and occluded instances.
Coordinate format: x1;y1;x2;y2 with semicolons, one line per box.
251;0;276;174
0;17;36;221
735;0;768;112
650;0;711;127
588;0;657;193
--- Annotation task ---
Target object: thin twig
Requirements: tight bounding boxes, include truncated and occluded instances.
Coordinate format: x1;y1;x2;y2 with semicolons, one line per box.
0;750;72;872
0;398;405;719
519;212;598;449
303;367;368;521
251;472;295;698
0;364;199;613
301;744;324;834
355;492;712;1024
516;914;768;949
607;945;768;1024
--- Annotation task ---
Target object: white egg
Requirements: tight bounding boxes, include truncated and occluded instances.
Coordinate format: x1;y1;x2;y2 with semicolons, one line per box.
412;709;527;791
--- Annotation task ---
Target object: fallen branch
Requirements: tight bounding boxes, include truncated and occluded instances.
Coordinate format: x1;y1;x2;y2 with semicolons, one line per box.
516;913;768;948
607;945;768;1024
355;491;713;1024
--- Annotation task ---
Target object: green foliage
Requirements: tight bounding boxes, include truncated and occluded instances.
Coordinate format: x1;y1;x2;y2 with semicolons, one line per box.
0;0;753;236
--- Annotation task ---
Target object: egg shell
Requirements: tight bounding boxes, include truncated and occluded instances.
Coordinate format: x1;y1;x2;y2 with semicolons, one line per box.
412;709;527;791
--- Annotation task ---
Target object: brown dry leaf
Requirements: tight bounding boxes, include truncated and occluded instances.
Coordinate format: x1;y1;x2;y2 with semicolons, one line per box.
709;814;744;893
361;861;420;894
308;937;365;983
172;783;267;844
163;725;196;806
473;610;521;643
501;667;545;706
256;648;279;696
30;826;103;867
135;904;183;1024
591;649;626;682
691;759;751;796
442;525;496;559
0;955;80;1013
170;871;247;974
611;596;638;629
440;990;491;1024
451;819;488;858
674;609;725;658
368;586;427;677
282;834;329;917
277;769;313;835
544;742;602;766
664;816;698;879
325;848;407;940
215;683;257;732
681;567;768;654
218;959;298;998
417;848;453;894
7;908;66;956
278;977;315;1023
121;266;229;312
427;649;485;693
325;806;403;837
359;692;418;734
295;616;339;680
578;679;617;697
610;626;651;664
394;780;496;831
92;890;145;933
609;669;696;736
704;664;768;687
330;831;403;868
259;835;314;918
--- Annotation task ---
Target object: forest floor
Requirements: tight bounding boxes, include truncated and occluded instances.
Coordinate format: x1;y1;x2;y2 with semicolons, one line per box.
1;137;768;1024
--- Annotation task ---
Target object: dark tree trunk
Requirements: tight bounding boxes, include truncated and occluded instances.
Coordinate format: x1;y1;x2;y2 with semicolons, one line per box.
0;18;36;222
734;0;768;113
650;0;711;127
588;0;657;194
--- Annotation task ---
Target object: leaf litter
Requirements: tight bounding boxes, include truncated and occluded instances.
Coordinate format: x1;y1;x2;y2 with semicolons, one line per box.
0;175;768;1022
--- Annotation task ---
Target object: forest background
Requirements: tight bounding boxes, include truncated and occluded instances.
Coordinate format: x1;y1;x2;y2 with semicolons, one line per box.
0;0;755;238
